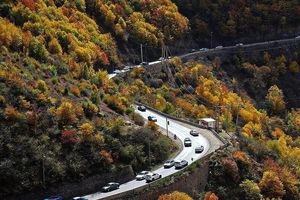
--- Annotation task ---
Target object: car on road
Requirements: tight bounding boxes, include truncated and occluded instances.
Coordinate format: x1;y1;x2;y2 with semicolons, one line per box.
184;137;192;147
140;61;149;66
44;196;63;200
73;197;88;200
158;57;165;61
136;171;150;180
199;48;209;51
190;49;196;53
145;172;162;183
215;45;223;49
137;105;146;112
164;160;175;168
235;43;243;47
296;36;300;39
190;130;199;136
148;116;157;122
123;66;131;70
113;69;122;74
195;145;204;153
175;160;188;169
101;182;120;192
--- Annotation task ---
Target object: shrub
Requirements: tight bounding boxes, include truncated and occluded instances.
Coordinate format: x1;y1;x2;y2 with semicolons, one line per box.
158;191;193;200
79;122;94;137
130;112;144;126
204;191;219;200
99;150;113;164
239;179;262;200
289;61;300;73
29;38;48;61
61;130;78;144
0;95;5;106
82;100;98;117
48;38;63;55
56;100;83;124
104;95;126;114
4;106;23;120
70;85;81;97
37;79;48;92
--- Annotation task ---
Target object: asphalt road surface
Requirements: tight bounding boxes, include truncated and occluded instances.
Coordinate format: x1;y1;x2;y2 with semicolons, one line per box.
83;106;211;200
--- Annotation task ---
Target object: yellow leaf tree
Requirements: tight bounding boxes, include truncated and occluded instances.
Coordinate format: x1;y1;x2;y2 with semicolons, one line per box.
158;191;192;200
266;85;285;114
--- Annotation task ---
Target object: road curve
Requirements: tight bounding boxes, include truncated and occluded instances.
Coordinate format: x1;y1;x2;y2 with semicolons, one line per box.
83;106;222;200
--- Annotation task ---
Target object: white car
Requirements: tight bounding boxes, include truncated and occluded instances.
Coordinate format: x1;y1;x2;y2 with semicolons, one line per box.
190;130;199;136
296;36;300;39
235;43;243;47
215;45;223;49
123;66;131;70
113;69;122;74
199;48;209;51
145;172;162;183
164;160;175;168
174;159;188;169
135;171;150;180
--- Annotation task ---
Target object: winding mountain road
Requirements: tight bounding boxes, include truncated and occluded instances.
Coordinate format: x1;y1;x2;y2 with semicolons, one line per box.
83;106;223;200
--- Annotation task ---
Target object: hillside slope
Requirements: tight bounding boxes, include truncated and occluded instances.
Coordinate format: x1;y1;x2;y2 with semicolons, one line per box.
0;0;183;197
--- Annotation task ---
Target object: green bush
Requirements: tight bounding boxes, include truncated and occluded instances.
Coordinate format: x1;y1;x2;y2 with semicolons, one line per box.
28;38;48;61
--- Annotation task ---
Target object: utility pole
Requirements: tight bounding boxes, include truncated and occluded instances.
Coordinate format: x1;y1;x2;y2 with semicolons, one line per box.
210;32;213;49
166;117;169;137
215;105;220;133
148;136;151;167
140;44;143;63
42;155;46;188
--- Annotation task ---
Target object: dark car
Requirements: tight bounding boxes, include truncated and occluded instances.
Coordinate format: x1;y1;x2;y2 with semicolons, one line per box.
138;105;146;112
190;49;196;53
184;137;192;147
190;130;199;136
148;116;157;122
164;160;175;168
44;196;63;200
195;145;204;153
175;160;188;169
101;182;120;192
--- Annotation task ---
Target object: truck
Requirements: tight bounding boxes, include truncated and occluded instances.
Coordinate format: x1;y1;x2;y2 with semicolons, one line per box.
199;118;222;131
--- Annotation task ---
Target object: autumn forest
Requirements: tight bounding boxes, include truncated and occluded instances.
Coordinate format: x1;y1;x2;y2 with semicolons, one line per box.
0;0;300;200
